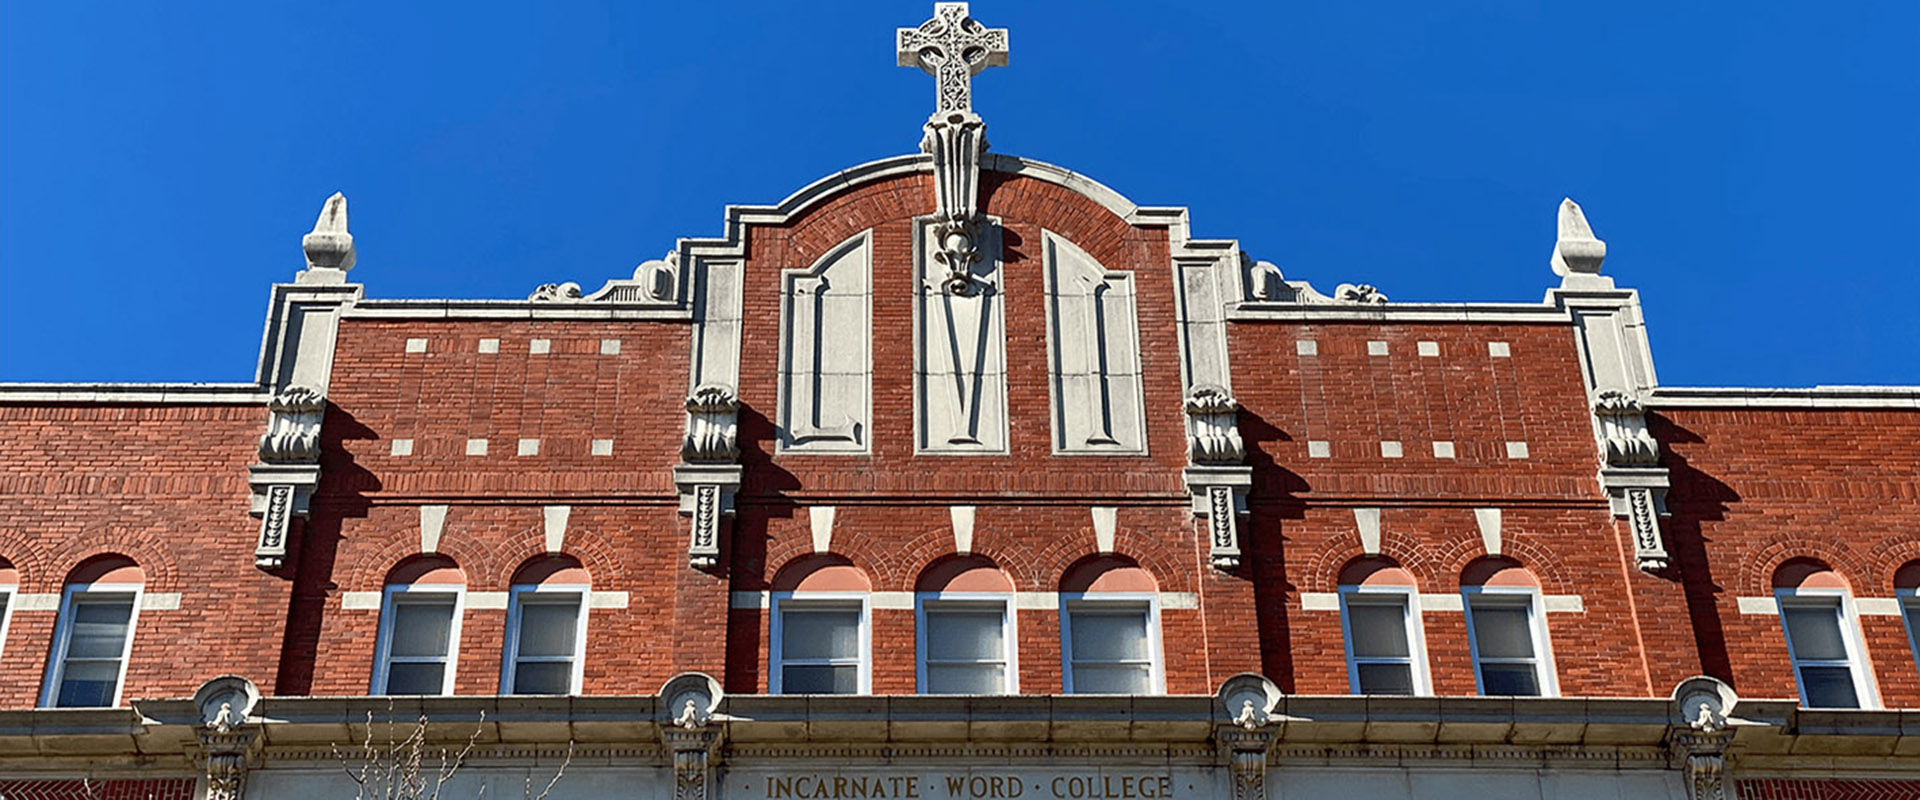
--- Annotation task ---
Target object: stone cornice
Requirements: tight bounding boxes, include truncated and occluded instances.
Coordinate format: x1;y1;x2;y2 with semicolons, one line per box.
0;382;270;404
1648;386;1920;410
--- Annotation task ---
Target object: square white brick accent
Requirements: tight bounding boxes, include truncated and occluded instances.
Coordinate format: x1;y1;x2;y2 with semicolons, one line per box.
1432;441;1455;459
478;338;500;354
1367;341;1389;356
530;339;552;354
1296;340;1318;356
517;438;540;456
405;338;428;353
600;339;622;355
590;438;614;456
1307;441;1331;458
389;438;414;456
1506;441;1531;459
465;439;489;456
1417;341;1440;357
1380;441;1403;458
1489;341;1511;358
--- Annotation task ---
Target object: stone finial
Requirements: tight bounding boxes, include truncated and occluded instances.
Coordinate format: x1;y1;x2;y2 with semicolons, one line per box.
1550;198;1606;277
301;193;356;273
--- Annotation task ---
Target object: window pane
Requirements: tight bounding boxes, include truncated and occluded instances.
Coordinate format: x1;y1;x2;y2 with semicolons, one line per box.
389;598;455;658
783;664;858;694
1479;663;1541;697
515;600;580;659
1470;605;1535;660
1799;665;1860;709
1356;663;1416;695
1071;664;1150;694
1347;602;1410;660
384;662;446;695
55;660;122;707
1069;609;1148;662
511;661;574;695
1783;605;1849;661
926;663;1004;694
1906;601;1920;664
782;608;860;661
67;598;135;659
924;608;1004;661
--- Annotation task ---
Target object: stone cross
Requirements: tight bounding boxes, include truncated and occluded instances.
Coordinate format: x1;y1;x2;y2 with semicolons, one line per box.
897;3;1010;114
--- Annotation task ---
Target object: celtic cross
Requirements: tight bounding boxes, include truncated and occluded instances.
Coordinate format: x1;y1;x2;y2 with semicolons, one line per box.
897;3;1009;114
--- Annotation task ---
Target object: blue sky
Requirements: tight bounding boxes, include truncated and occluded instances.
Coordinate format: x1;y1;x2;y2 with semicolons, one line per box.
3;0;1916;386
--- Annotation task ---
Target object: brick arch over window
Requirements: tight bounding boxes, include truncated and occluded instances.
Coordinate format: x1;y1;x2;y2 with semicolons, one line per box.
1742;534;1871;597
385;554;465;586
1460;556;1542;589
873;527;1024;592
348;524;508;592
494;523;625;591
1025;526;1192;595
1336;556;1419;589
509;554;589;587
1772;557;1849;591
0;532;55;591
1058;554;1158;594
915;554;1015;594
771;554;872;593
1867;537;1920;591
64;554;145;586
46;528;180;593
1302;536;1456;594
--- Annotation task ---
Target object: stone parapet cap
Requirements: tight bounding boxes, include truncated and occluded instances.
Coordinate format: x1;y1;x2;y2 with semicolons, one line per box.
0;382;269;405
1228;301;1568;324
343;298;688;321
1649;385;1920;410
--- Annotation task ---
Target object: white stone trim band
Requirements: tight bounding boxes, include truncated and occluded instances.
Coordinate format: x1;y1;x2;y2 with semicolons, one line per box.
1300;592;1585;612
1737;596;1906;615
729;590;1200;610
1649;386;1920;409
0;383;269;404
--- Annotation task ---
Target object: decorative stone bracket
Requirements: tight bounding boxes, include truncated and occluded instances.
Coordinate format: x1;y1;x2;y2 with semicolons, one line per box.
1671;676;1738;800
676;384;742;570
193;676;264;800
1216;674;1281;800
1592;389;1672;572
248;386;326;570
661;673;725;800
1185;386;1251;570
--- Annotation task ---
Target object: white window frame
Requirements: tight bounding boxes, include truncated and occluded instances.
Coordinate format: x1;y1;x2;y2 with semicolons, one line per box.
1775;587;1879;709
501;583;589;695
915;591;1019;695
1899;588;1920;679
769;591;872;695
1058;592;1164;695
371;583;465;696
40;581;144;708
1461;586;1558;698
0;581;16;665
1338;584;1431;696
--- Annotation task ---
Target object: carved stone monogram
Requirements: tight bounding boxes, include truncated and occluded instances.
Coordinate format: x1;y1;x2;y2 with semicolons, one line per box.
917;218;1008;453
779;232;872;453
255;484;294;569
1043;231;1145;453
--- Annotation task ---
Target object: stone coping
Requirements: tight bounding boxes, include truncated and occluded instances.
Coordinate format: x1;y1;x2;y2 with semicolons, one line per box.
0;382;269;404
1648;385;1920;410
344;298;690;321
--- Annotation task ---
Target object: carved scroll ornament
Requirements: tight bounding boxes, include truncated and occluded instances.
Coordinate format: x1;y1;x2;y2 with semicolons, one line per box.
257;386;325;463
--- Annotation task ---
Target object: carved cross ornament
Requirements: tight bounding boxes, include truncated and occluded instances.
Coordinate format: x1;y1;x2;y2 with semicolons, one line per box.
897;3;1009;115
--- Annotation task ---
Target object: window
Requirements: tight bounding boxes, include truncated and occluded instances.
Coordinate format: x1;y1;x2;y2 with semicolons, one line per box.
1340;588;1427;695
1062;598;1158;693
1902;589;1920;678
1464;589;1554;697
42;557;145;709
0;561;16;664
504;586;586;695
772;596;868;694
1778;592;1872;709
1058;558;1164;695
373;573;465;696
918;597;1015;694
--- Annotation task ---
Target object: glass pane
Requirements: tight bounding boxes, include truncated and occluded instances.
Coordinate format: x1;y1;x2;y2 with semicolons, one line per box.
1356;663;1416;695
1347;602;1410;659
511;661;574;695
1470;605;1535;660
1479;663;1541;697
1071;664;1150;694
1783;605;1849;661
925;663;1004;694
783;664;858;694
1069;609;1148;662
67;598;135;659
389;598;455;658
55;660;121;707
515;600;580;659
1907;602;1920;662
924;608;1004;662
384;661;446;695
782;608;860;661
1799;665;1861;709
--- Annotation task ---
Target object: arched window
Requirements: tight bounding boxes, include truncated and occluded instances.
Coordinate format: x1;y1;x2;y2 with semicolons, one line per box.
373;556;465;696
43;556;144;708
1337;558;1429;696
915;556;1017;695
1897;561;1920;678
0;559;16;666
1774;560;1875;709
1461;558;1556;698
504;556;590;696
770;555;871;695
1058;556;1162;695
